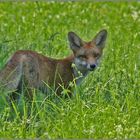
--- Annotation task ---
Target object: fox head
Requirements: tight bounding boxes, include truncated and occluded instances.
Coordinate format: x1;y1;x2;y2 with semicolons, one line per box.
68;29;107;74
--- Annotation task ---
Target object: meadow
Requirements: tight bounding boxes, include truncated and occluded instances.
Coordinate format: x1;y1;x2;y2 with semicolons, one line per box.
0;2;140;138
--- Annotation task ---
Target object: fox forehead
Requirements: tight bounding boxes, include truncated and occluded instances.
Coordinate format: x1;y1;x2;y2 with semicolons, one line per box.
83;42;95;48
75;42;102;56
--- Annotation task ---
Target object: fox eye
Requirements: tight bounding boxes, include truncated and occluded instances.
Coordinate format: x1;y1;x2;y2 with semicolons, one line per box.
78;55;87;59
94;53;100;57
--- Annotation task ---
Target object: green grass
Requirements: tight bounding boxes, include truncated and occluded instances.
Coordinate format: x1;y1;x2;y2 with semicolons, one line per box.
0;2;140;139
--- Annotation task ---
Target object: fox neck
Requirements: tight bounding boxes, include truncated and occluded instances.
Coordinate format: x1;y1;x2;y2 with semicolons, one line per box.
66;54;89;85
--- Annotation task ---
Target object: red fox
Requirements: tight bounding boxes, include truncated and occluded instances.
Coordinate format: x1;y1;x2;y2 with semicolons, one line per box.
0;29;107;100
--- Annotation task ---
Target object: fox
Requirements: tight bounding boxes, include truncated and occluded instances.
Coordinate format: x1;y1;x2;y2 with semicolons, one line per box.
0;29;107;101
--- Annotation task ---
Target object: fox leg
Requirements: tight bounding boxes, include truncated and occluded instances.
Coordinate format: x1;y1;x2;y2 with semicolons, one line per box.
0;66;22;90
0;63;23;103
0;53;40;102
24;63;40;101
16;54;40;101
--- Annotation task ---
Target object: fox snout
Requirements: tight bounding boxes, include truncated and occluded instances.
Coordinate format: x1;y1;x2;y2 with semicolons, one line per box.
85;62;97;71
86;57;98;71
75;57;98;72
89;64;96;71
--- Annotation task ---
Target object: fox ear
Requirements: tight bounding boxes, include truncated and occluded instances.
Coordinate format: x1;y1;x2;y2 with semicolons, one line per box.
68;32;84;53
93;29;107;49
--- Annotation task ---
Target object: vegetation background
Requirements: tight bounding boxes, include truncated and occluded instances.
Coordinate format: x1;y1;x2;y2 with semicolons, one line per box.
0;2;140;138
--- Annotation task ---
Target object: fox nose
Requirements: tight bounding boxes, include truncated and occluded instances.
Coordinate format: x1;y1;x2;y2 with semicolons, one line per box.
90;64;96;69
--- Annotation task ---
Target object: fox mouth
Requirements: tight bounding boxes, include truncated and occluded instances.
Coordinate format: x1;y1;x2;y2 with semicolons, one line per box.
89;68;96;71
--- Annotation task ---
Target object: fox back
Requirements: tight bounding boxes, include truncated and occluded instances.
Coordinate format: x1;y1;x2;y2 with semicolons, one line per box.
0;29;107;100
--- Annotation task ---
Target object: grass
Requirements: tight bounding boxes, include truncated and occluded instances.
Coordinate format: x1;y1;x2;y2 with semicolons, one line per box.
0;2;140;139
